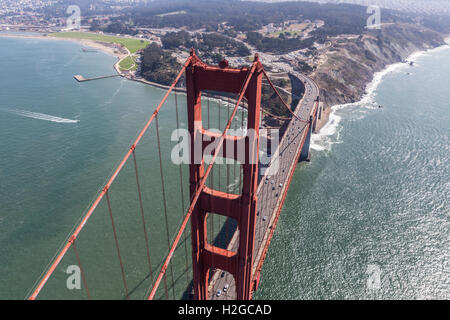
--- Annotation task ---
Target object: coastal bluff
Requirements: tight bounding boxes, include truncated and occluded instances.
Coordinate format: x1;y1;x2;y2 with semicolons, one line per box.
310;24;446;109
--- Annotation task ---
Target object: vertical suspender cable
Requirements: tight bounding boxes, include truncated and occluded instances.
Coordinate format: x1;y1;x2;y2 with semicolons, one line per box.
28;57;191;300
155;114;176;299
174;91;190;286
210;98;216;277
227;101;231;192
262;69;309;123
215;99;222;228
207;94;214;248
148;61;258;300
240;105;244;192
105;191;129;299
163;269;169;300
132;149;154;285
213;99;221;190
248;121;258;291
224;104;231;299
233;110;238;193
71;239;91;300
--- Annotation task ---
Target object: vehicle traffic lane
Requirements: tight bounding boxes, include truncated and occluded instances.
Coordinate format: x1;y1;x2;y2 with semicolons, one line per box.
209;73;319;300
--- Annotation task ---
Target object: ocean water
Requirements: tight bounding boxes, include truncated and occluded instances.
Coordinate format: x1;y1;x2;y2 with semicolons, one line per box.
0;36;184;299
255;45;450;300
0;35;242;300
0;36;448;300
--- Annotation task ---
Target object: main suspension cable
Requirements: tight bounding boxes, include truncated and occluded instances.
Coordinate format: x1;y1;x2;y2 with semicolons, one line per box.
27;56;192;301
262;69;310;124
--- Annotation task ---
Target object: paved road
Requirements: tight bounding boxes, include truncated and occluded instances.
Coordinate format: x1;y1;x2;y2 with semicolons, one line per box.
209;72;319;299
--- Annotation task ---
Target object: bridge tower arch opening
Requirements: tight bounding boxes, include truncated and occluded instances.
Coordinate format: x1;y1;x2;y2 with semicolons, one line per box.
186;50;263;300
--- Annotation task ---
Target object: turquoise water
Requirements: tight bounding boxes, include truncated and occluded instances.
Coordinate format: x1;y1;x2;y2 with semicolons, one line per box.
0;36;448;300
255;46;450;299
0;36;242;300
0;37;187;299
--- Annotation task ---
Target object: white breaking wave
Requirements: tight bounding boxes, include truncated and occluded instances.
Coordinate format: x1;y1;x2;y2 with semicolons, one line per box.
309;63;392;152
310;55;403;152
310;109;342;151
408;43;450;62
310;43;450;152
2;108;80;123
101;79;125;107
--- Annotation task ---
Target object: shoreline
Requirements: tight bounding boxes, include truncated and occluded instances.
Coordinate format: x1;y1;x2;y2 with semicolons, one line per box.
0;33;127;74
0;32;255;121
0;33;191;93
0;33;124;59
0;33;299;115
311;40;450;150
2;31;448;138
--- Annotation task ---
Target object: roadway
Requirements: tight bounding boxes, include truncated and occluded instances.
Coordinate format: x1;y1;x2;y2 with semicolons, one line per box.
209;72;319;299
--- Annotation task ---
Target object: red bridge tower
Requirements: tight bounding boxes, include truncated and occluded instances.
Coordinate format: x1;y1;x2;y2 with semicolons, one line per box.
186;50;263;300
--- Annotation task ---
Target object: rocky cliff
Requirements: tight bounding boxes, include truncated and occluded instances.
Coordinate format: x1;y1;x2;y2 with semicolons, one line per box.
311;24;446;108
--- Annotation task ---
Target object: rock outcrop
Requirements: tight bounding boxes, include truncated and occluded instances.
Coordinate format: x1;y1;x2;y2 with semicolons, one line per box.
311;24;446;108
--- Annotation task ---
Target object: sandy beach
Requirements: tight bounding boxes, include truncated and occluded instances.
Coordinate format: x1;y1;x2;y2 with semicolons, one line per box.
0;32;374;136
4;31;447;137
0;33;128;73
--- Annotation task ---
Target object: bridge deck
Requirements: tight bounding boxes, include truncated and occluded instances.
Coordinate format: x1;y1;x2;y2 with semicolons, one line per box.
209;72;319;300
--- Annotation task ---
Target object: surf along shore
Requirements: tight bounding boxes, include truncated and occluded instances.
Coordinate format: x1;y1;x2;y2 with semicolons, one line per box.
0;32;134;74
0;32;207;91
2;31;448;136
311;33;450;152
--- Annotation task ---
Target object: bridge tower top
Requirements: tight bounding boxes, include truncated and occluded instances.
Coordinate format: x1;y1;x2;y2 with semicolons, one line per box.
186;50;263;300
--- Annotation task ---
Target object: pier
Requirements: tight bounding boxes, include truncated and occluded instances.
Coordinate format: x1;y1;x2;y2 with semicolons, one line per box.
73;74;121;82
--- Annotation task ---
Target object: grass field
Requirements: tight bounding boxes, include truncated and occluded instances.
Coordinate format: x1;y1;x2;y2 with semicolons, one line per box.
50;32;150;53
119;56;137;71
268;30;302;38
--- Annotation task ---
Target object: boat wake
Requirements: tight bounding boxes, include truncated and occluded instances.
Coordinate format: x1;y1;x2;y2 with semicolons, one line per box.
2;108;80;124
101;79;125;107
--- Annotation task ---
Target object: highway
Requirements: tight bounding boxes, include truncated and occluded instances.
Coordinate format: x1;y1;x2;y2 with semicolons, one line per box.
209;71;319;299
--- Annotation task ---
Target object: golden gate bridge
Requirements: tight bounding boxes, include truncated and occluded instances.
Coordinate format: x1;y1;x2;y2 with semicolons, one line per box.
27;49;320;300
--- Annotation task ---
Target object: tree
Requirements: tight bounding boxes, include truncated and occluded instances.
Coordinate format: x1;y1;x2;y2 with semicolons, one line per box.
140;43;181;86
